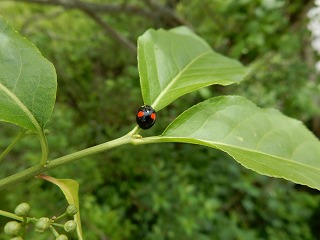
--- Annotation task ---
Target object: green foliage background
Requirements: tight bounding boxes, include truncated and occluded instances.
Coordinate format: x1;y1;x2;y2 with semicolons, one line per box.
1;0;320;239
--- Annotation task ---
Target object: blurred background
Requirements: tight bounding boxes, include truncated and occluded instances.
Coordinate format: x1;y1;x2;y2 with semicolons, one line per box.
1;0;320;239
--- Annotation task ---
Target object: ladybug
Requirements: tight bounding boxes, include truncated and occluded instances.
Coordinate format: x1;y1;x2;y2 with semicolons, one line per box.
136;105;156;130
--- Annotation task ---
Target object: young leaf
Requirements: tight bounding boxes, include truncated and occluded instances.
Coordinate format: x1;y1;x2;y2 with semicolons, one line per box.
39;175;83;240
0;17;57;132
137;26;248;111
159;96;320;190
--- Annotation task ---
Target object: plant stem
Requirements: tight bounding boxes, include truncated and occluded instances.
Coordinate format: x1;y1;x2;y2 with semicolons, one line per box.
50;225;60;237
53;212;67;221
0;134;133;191
46;134;132;170
0;210;23;221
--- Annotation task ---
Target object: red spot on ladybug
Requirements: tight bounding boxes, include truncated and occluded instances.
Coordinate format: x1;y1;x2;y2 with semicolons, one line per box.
137;111;144;118
136;105;156;130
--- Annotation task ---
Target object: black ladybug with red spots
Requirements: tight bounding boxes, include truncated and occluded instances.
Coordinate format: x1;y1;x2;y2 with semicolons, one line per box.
136;105;156;130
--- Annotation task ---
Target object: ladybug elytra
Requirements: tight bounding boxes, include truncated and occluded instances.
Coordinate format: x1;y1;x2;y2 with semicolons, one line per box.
136;105;156;130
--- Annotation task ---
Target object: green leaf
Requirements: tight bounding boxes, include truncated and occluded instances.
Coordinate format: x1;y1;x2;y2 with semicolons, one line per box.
137;26;248;111
0;16;57;132
159;96;320;190
39;175;83;240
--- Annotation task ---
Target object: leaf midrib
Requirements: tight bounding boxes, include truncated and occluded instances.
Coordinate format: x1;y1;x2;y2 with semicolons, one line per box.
0;82;41;131
151;51;211;109
157;136;320;171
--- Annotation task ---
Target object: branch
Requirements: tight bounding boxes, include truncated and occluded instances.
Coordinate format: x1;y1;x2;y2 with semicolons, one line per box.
0;134;134;191
12;0;192;28
78;4;137;55
12;0;153;18
143;0;192;28
10;0;193;53
11;0;138;55
20;8;65;34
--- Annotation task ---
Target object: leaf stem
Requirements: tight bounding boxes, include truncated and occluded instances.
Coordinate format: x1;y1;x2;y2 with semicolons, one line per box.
38;130;49;166
127;125;141;136
0;130;27;162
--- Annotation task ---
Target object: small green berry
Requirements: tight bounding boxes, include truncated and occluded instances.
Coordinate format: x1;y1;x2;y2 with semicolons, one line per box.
56;234;68;240
4;221;21;236
66;204;78;216
63;220;77;233
9;237;23;240
35;217;50;233
14;203;31;217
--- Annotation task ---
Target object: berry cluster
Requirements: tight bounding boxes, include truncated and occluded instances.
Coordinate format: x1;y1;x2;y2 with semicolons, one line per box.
3;203;78;240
